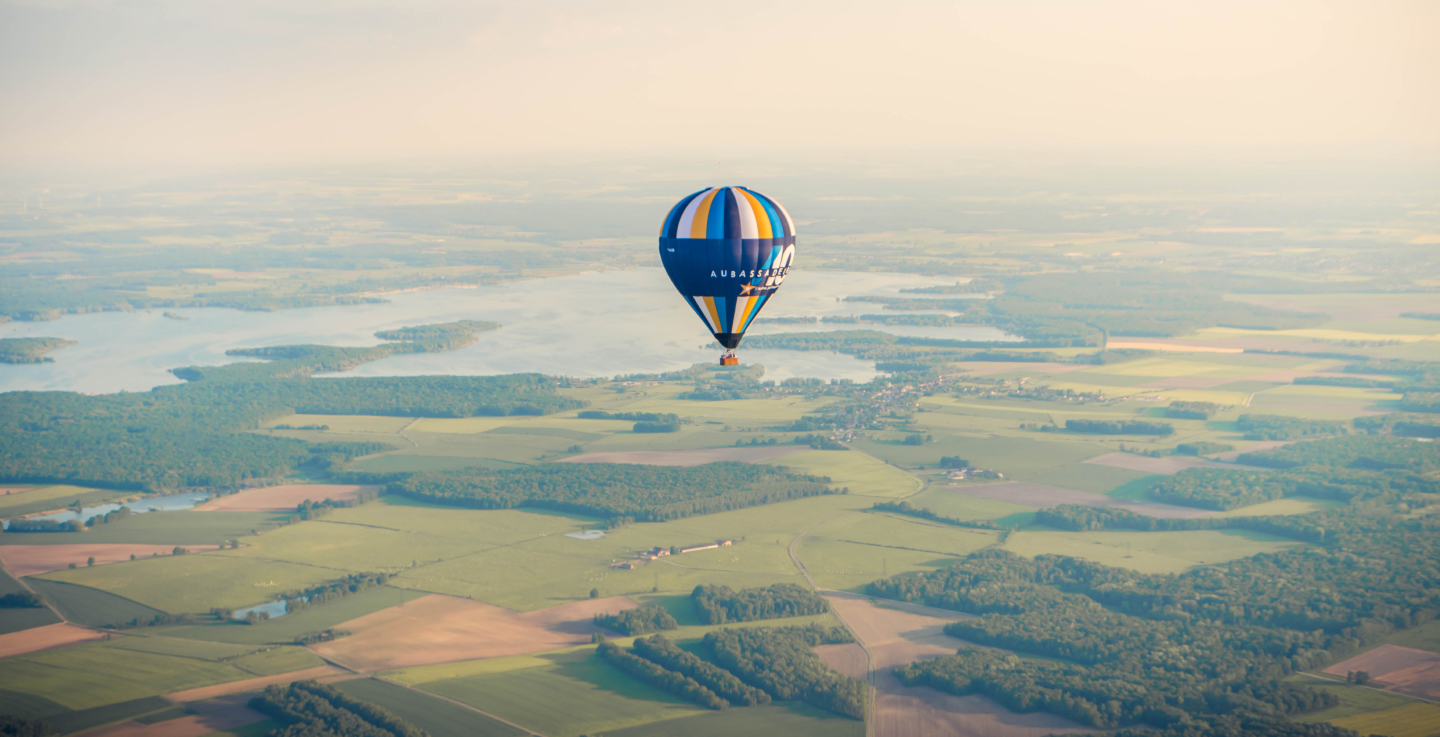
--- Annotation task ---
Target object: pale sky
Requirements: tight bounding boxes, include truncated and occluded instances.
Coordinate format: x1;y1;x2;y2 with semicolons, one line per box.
1;0;1436;165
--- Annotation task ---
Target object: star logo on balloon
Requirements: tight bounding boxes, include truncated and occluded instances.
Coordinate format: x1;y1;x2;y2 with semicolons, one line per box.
739;283;756;296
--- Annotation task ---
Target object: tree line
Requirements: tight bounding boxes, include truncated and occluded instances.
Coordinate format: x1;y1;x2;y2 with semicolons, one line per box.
388;462;836;522
630;634;771;705
248;680;427;737
703;624;865;719
691;583;829;624
593;605;677;636
597;641;728;709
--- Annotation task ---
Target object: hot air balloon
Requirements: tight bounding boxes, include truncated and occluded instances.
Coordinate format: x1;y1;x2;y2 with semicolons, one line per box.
658;186;796;366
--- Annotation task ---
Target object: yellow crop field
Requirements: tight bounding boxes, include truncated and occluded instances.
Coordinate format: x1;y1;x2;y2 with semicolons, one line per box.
1086;358;1257;378
1328;702;1440;737
1197;327;1433;343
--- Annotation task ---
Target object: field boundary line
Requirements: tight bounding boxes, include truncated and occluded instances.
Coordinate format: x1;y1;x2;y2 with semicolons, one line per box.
1295;671;1440;706
0;559;67;622
373;676;547;736
788;512;874;737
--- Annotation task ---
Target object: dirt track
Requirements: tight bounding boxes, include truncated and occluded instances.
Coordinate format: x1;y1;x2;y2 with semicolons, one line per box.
560;446;807;466
310;594;639;671
1323;645;1440;701
196;484;377;512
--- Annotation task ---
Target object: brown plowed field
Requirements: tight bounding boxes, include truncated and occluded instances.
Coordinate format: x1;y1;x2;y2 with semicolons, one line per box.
165;665;346;702
1323;645;1440;701
815;643;868;679
955;481;1212;519
309;593;639;671
0;544;215;577
1084;452;1238;475
0;623;104;658
87;694;265;737
560;446;806;466
825;593;1102;737
196;484;377;512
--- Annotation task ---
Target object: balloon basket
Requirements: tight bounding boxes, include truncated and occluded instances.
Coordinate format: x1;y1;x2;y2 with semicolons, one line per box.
719;352;739;366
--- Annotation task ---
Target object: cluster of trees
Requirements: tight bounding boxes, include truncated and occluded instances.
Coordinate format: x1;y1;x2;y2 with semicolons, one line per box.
633;421;679;433
0;715;52;736
1238;435;1440;477
630;635;771;705
0;592;42;608
1355;413;1440;438
1175;441;1233;456
792;434;845;450
1149;469;1286;510
870;501;1000;531
1236;414;1345;441
940;456;971;468
703;625;865;719
1064;419;1174;436
897;649;1337;731
597;641;728;709
0;361;579;489
1294;376;1392;389
593;605;677;635
691;583;829;624
578;410;681;423
1165;401;1222;420
282;573;392;614
248;680;427;737
389;462;836;522
372;320;498;347
0;337;75;364
4;519;82;533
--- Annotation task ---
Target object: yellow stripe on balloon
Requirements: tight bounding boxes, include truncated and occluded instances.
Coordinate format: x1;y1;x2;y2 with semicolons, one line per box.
689;189;721;239
735;295;758;332
702;296;723;331
737;189;772;239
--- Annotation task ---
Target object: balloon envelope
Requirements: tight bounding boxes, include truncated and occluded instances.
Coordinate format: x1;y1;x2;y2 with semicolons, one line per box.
658;186;796;349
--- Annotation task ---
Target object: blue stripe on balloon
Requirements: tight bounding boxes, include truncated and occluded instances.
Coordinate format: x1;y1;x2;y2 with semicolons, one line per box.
664;189;707;238
722;187;741;240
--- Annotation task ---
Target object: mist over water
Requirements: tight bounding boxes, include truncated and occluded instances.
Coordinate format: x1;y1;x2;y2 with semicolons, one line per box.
0;268;1015;394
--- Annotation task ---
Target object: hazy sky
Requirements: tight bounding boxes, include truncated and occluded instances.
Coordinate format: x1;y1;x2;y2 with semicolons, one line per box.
1;0;1435;165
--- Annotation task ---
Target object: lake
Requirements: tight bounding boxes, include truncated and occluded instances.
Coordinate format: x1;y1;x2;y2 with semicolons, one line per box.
0;268;1014;394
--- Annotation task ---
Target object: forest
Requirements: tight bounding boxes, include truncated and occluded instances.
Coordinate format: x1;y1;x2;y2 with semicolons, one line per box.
389;462;836;522
1063;419;1174;436
690;583;829;624
702;625;865;719
597;641;727;709
0;323;579;489
1235;414;1346;441
593;605;678;636
0;337;75;364
248;680;427;737
630;635;771;706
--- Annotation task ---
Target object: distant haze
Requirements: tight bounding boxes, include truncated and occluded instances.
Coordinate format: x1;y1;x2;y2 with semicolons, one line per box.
0;0;1436;165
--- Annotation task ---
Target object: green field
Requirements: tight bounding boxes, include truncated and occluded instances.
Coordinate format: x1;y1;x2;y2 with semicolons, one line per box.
763;450;922;498
2;510;285;546
403;647;708;737
27;578;166;628
0;485;133;518
0;568;61;634
1326;702;1440;737
604;702;864;737
335;678;527;737
36;552;342;613
0;640;262;711
1002;529;1310;575
157;585;427;645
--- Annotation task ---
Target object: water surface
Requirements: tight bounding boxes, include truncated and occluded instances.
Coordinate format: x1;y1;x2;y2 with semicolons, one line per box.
0;269;1014;393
